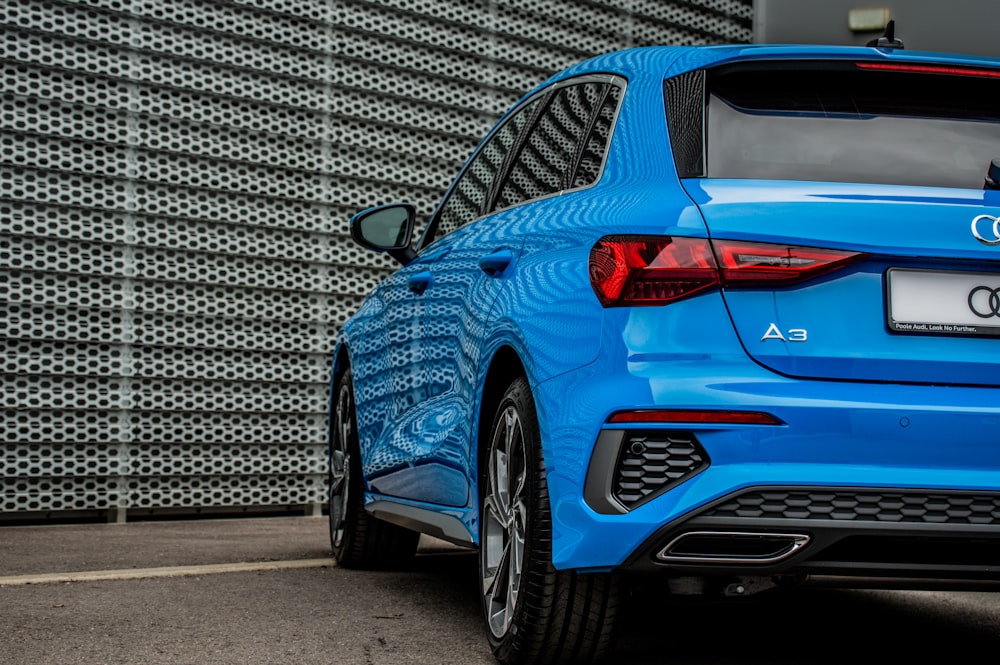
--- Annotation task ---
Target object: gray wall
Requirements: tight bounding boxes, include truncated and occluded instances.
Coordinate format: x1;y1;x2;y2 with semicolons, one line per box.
755;0;1000;57
1;0;753;521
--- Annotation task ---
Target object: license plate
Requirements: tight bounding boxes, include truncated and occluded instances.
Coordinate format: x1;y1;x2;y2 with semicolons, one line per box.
887;268;1000;337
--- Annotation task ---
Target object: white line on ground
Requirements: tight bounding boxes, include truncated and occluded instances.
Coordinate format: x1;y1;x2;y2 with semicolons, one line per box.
0;558;337;586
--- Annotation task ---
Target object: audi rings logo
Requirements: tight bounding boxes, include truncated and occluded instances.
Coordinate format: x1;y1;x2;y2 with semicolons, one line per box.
968;286;1000;318
971;215;1000;246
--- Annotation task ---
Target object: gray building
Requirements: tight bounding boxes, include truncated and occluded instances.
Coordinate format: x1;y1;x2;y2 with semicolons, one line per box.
1;1;753;522
7;0;996;524
756;0;1000;57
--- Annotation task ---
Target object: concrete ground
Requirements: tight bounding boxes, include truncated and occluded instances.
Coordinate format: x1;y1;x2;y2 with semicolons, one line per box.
4;515;1000;664
0;516;490;665
0;516;339;579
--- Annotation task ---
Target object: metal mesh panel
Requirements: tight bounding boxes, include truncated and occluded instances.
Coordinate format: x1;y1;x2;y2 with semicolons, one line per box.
1;0;752;520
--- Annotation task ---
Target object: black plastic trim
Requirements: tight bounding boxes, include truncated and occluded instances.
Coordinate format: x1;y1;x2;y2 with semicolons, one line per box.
620;486;1000;580
663;70;705;178
584;429;710;514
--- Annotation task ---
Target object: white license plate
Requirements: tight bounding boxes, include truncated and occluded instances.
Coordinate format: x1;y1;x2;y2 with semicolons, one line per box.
887;269;1000;337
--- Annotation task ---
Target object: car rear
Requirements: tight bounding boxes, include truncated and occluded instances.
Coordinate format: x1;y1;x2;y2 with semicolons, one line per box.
568;50;1000;585
686;58;1000;386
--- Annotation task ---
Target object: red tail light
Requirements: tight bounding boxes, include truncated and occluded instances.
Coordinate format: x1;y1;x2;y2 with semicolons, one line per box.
589;236;718;307
713;240;862;286
589;236;863;307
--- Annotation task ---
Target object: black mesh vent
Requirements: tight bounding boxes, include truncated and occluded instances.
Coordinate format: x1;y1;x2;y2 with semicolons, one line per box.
663;70;705;177
705;489;1000;525
614;432;709;508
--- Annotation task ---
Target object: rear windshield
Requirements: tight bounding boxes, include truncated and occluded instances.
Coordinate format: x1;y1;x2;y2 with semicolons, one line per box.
706;63;1000;188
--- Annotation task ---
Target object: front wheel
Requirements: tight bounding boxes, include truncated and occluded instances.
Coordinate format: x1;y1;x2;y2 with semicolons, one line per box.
329;367;419;569
479;376;621;665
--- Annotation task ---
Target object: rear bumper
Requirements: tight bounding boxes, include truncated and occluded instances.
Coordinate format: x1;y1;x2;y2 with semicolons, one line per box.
622;485;1000;580
534;341;1000;574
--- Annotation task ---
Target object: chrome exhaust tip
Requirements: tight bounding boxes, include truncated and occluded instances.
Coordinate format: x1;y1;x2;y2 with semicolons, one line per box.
657;531;811;564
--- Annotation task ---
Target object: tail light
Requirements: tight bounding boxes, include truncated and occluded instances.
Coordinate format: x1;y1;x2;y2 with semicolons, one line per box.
588;236;717;307
589;236;863;307
714;240;862;286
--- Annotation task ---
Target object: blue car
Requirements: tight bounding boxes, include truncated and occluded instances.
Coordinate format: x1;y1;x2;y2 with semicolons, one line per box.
329;41;1000;664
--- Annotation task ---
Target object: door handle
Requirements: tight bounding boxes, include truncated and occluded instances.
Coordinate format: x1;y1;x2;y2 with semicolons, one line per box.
478;249;514;276
407;271;434;294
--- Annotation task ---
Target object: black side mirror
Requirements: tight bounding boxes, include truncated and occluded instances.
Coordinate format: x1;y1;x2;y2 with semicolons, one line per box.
350;203;417;264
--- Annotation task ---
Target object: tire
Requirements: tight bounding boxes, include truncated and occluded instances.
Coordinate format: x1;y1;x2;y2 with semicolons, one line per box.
479;376;621;665
329;367;419;569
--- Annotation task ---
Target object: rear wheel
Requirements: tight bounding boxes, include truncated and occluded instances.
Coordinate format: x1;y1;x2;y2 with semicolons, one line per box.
329;367;419;569
480;376;621;665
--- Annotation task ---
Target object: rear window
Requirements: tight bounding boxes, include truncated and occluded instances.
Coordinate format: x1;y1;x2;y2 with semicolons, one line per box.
703;62;1000;189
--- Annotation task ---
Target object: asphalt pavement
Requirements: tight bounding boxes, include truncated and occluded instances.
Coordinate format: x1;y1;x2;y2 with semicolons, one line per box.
0;515;490;665
0;516;339;580
4;516;1000;665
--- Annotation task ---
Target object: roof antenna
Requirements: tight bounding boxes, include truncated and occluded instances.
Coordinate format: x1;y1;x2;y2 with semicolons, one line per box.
867;20;904;49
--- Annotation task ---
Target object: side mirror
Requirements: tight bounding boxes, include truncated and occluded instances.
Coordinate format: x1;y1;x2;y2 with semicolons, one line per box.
349;203;417;264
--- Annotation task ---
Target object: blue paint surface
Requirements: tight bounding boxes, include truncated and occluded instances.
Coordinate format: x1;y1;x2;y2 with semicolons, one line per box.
332;44;1000;569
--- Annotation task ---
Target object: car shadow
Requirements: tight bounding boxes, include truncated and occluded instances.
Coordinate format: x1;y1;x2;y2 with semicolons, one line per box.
408;550;1000;664
618;580;1000;664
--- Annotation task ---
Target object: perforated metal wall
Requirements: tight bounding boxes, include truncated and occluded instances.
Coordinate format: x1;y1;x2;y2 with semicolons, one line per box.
1;0;752;520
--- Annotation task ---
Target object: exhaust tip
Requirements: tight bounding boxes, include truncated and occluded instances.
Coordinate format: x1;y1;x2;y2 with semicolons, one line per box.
657;531;810;564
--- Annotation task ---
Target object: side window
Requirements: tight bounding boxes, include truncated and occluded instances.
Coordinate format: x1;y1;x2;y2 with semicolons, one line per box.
571;84;621;189
493;81;622;211
431;98;540;242
425;77;623;246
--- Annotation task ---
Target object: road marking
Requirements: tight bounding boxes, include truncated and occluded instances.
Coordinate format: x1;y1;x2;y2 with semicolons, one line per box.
0;558;336;586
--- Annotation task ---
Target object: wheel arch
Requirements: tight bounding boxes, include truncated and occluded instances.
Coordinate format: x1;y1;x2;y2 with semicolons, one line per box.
330;341;351;387
327;341;352;473
476;345;528;486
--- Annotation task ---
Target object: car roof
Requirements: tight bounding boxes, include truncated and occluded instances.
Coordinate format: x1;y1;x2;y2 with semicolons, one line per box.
545;43;1000;85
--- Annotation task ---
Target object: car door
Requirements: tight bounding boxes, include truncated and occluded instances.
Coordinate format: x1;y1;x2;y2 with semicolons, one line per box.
365;77;625;507
362;96;542;506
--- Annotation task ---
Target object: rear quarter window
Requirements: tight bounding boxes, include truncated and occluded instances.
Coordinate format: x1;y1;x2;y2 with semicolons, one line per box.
493;79;622;211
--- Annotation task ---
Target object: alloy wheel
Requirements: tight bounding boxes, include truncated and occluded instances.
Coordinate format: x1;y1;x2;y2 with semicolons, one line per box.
481;404;528;639
329;380;352;550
